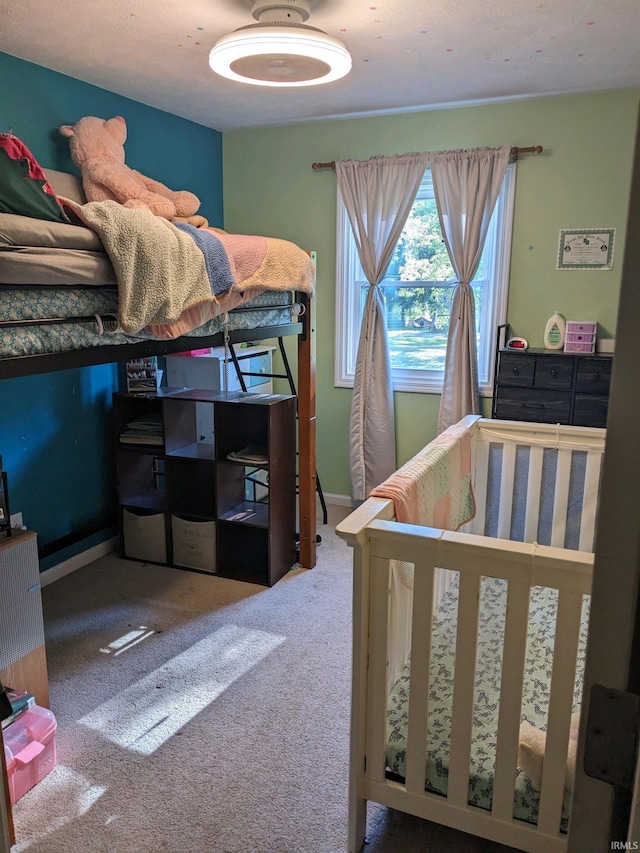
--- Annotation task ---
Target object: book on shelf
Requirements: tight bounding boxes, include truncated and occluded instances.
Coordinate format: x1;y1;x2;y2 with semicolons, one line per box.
119;434;164;446
119;414;164;445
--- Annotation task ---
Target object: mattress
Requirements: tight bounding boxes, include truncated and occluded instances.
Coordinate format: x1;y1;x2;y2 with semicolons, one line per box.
386;575;589;831
0;287;298;358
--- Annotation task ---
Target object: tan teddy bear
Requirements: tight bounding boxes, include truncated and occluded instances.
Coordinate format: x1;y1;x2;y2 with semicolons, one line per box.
59;115;201;221
518;713;581;791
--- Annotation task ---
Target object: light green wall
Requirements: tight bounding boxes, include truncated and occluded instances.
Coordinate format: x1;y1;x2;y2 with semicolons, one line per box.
223;90;639;499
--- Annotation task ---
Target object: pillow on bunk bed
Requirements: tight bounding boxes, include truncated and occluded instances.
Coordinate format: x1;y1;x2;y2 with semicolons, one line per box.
0;211;105;252
43;168;86;205
0;134;70;223
0;164;107;255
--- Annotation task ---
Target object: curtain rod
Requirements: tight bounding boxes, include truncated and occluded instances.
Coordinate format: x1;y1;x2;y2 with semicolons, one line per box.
311;145;543;171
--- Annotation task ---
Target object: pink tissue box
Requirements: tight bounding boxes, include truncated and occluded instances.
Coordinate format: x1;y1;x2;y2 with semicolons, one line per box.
3;705;57;804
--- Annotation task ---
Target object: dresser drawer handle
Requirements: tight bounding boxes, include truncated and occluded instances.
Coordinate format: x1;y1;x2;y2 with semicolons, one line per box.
512;367;520;375
593;372;600;380
550;369;558;377
523;402;545;409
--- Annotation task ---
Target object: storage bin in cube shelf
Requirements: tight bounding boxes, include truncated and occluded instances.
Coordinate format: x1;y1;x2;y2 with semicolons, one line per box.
3;705;57;804
171;515;216;573
122;508;167;564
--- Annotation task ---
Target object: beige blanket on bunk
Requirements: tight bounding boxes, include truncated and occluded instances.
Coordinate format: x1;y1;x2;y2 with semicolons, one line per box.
148;231;315;340
61;197;315;339
62;198;216;335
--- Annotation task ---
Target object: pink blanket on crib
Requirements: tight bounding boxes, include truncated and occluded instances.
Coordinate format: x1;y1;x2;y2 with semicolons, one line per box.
370;422;476;530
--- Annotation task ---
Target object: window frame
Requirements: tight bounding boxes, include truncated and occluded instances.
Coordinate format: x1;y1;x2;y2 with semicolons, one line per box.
334;163;516;395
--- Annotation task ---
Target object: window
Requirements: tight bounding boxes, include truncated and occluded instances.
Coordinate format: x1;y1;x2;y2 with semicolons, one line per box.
335;164;516;394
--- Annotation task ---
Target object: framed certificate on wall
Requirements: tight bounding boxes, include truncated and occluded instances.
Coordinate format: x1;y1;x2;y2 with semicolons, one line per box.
557;228;615;270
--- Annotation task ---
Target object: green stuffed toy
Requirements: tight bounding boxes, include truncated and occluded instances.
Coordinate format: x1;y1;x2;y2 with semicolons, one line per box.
0;132;69;222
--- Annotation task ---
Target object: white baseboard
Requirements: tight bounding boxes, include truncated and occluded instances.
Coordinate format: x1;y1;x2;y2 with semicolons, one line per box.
322;492;354;508
39;536;120;587
39;497;353;586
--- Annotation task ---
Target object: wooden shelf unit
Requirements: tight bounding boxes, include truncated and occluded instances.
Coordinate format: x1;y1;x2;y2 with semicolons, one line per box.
114;389;297;587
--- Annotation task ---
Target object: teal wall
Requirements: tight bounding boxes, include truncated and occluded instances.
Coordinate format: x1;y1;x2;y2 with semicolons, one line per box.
0;52;223;568
222;90;640;499
0;54;223;223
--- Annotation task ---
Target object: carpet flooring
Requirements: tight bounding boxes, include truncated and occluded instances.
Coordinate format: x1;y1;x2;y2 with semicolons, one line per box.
10;505;520;853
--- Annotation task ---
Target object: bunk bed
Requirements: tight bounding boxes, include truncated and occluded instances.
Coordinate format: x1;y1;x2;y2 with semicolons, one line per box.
0;168;317;568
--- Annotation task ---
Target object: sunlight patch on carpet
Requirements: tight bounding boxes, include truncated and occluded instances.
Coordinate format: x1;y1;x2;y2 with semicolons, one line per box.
12;766;105;852
78;624;285;754
99;625;156;656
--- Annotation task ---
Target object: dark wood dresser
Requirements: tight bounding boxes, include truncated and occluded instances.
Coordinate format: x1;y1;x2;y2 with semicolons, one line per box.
492;348;613;428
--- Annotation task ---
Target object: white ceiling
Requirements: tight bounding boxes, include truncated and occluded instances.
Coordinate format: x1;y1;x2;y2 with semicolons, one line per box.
2;0;639;132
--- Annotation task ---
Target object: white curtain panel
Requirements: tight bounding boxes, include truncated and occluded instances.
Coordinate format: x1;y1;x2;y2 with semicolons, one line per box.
430;145;512;433
336;153;429;501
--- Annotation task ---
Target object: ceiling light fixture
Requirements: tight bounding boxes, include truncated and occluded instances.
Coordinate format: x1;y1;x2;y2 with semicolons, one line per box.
209;0;352;88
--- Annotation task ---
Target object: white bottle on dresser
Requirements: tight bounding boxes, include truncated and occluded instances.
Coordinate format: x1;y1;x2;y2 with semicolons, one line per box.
544;312;566;350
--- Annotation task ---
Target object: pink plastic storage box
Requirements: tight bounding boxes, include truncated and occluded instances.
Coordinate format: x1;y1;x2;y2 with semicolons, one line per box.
172;348;212;357
564;321;596;353
2;705;57;804
566;332;596;343
564;332;596;353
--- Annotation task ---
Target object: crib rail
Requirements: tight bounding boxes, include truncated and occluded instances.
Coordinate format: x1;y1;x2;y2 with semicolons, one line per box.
357;522;593;853
467;419;606;552
337;417;605;853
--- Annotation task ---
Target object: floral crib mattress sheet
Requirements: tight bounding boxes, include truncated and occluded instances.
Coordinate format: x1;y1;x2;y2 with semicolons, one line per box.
386;574;589;832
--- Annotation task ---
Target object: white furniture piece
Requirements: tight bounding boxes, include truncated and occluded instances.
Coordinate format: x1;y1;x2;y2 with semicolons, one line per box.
0;530;48;709
165;345;275;395
337;415;606;853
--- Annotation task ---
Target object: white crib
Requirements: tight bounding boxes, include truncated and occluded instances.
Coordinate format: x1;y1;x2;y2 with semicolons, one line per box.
336;415;606;853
